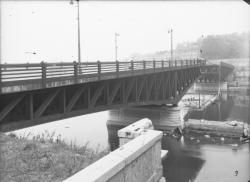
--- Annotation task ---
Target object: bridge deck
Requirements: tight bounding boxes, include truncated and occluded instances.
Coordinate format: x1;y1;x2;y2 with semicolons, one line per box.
0;59;205;94
0;59;235;132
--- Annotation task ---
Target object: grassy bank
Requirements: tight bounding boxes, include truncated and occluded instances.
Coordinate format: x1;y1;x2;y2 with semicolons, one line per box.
0;132;109;182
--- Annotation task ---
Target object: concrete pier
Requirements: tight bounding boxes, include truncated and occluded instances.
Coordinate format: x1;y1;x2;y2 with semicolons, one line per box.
107;106;182;131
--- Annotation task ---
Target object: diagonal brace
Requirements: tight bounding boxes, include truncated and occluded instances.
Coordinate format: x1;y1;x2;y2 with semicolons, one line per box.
34;89;60;119
124;78;136;102
146;76;155;100
108;82;122;105
137;77;147;100
66;86;86;112
0;94;25;122
89;84;105;108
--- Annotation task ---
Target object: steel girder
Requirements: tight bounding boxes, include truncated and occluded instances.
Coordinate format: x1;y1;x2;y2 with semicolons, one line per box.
0;67;200;132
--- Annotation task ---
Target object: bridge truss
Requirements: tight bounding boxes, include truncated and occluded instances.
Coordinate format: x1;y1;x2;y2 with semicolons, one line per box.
0;60;203;131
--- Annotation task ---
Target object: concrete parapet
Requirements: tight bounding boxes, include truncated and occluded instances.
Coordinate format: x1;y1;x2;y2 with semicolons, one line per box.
118;118;153;145
64;119;164;182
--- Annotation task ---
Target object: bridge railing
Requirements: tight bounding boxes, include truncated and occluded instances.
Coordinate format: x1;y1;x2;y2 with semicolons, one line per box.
0;59;206;93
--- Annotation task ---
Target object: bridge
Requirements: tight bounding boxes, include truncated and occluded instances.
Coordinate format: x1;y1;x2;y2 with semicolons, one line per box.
0;59;233;132
198;61;235;82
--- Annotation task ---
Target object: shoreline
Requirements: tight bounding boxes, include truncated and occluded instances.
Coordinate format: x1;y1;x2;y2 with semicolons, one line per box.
0;132;109;182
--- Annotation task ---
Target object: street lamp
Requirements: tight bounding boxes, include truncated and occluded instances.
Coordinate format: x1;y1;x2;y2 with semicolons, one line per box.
168;28;173;61
70;0;81;74
115;33;119;61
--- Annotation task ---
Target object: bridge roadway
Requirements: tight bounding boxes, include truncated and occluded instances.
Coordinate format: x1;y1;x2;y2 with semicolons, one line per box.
0;59;233;132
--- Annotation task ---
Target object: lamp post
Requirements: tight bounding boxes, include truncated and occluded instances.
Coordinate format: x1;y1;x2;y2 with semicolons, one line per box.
70;0;81;74
168;28;173;61
115;33;119;61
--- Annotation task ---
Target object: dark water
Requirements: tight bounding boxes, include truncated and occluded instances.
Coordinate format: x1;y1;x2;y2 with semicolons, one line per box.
107;91;250;182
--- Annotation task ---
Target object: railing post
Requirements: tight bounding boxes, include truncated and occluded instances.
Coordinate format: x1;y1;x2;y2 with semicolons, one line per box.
73;61;78;83
175;60;177;67
143;60;146;73
41;61;46;88
153;60;156;72
186;60;188;67
130;60;134;74
116;61;119;78
181;60;183;67
97;61;101;80
169;60;171;67
161;60;164;69
0;63;2;94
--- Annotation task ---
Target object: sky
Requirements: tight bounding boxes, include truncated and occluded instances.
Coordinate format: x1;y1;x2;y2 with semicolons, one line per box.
1;0;249;63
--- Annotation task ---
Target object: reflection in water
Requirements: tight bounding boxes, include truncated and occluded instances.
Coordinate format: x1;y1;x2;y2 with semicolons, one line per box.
188;94;234;121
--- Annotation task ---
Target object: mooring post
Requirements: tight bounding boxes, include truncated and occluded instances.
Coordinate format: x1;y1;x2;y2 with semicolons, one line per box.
73;61;78;83
41;61;46;88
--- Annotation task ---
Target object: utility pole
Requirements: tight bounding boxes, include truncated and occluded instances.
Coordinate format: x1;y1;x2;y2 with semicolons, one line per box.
115;33;119;61
218;61;221;96
70;0;81;74
168;29;173;61
199;35;204;58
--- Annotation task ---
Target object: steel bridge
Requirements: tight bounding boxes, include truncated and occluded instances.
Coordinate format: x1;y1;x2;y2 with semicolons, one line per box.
0;59;233;132
198;61;235;82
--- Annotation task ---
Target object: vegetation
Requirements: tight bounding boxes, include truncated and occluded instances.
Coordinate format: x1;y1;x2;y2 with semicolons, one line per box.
175;32;250;59
0;132;109;182
129;32;250;60
197;32;249;59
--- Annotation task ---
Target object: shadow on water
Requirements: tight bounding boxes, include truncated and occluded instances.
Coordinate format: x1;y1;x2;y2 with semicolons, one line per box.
161;136;205;182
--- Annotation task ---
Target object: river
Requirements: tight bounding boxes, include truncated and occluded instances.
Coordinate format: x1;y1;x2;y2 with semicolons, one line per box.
9;90;250;182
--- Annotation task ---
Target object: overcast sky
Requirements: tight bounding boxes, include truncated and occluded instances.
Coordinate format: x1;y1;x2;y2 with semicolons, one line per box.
1;0;249;63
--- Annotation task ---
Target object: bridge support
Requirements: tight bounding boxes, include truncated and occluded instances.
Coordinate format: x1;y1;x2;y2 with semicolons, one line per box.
107;105;183;132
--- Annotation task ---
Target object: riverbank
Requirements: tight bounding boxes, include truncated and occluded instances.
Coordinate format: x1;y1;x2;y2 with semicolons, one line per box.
0;132;109;182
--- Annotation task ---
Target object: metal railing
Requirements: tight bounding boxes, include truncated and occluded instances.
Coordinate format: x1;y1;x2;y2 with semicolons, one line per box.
0;59;206;92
